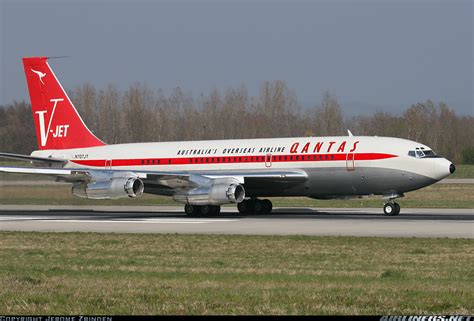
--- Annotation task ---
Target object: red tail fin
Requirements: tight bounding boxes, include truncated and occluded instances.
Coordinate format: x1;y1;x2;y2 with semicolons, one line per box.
22;57;105;150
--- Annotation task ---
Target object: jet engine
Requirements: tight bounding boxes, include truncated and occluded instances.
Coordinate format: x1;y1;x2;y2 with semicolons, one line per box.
173;183;245;205
72;176;144;199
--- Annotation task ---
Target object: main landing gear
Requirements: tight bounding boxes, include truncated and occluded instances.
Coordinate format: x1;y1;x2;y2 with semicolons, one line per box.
184;199;274;216
237;199;273;215
185;204;221;217
383;202;401;216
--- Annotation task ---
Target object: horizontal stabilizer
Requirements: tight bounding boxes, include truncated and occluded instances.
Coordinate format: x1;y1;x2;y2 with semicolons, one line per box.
0;166;90;182
0;152;67;164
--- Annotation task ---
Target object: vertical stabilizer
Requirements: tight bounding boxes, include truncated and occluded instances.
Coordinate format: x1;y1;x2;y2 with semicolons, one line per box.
22;56;105;150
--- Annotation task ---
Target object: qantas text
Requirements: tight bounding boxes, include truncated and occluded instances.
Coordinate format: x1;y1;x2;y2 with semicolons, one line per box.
290;141;359;154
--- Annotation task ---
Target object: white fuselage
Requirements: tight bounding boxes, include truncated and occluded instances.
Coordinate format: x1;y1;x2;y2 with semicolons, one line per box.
31;135;453;198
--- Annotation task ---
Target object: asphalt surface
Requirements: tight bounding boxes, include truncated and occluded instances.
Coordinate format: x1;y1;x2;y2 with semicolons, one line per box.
0;205;472;238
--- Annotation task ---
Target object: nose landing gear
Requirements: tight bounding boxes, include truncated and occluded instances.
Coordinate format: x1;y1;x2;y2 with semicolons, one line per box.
383;202;400;216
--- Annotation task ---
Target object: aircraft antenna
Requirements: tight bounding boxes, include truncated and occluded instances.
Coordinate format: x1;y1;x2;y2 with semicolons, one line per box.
47;56;69;60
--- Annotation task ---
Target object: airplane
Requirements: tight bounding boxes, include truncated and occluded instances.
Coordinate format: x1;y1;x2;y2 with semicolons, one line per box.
0;56;456;216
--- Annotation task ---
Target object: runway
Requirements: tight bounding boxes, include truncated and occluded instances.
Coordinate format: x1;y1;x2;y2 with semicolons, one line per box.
0;205;472;238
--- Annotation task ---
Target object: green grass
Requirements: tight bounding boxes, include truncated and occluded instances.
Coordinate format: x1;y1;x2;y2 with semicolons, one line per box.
0;232;472;314
0;183;473;208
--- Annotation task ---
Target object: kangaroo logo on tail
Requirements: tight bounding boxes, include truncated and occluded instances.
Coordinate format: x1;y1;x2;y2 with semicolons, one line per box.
31;69;46;85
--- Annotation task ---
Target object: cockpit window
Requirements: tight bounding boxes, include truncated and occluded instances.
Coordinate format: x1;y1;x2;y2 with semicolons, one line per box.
422;150;439;158
416;150;425;158
408;148;440;158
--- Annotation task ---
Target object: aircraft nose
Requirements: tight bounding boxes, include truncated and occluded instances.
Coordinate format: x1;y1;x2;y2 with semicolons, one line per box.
449;163;456;174
434;158;454;180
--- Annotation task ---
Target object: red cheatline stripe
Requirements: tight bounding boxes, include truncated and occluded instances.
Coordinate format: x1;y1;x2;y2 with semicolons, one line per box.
70;153;397;167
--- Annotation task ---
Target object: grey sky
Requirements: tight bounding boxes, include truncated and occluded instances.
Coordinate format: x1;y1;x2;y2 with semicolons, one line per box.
1;0;472;115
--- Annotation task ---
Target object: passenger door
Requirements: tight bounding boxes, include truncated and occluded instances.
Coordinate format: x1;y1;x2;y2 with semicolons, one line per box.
346;152;355;171
265;153;272;168
105;159;112;170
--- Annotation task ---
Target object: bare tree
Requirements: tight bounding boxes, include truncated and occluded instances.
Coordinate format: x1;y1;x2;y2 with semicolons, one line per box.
312;91;344;136
1;83;473;163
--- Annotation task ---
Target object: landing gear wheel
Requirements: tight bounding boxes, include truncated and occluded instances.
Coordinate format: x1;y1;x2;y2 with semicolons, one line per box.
185;204;201;217
238;199;273;215
383;203;394;216
237;200;253;214
383;202;399;216
253;200;263;214
393;202;400;216
200;205;211;216
200;205;220;216
262;199;273;214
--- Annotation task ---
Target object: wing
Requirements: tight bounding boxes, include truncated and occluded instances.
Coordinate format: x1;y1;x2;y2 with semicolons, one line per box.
1;150;307;200
0;165;307;187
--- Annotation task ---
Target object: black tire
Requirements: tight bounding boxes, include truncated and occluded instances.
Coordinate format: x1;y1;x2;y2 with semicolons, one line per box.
200;205;214;216
185;204;201;217
253;200;263;214
214;205;221;216
393;202;401;216
262;199;273;214
383;203;395;216
237;200;252;214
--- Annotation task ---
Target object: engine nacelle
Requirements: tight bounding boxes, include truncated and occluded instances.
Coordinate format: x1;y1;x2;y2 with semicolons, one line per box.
173;183;245;205
72;177;144;200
